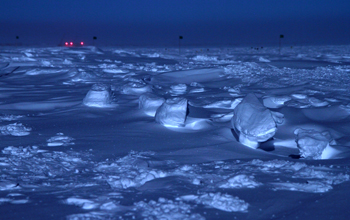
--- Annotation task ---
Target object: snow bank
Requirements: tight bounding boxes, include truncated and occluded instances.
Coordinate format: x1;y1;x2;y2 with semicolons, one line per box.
83;84;112;107
263;96;291;108
232;93;277;149
294;128;336;159
179;193;248;212
139;93;165;117
155;98;188;127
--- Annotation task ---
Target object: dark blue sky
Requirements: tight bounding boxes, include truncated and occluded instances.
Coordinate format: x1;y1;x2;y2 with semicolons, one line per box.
1;0;349;46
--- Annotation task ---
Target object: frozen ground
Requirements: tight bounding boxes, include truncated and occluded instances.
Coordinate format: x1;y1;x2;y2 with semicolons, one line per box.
1;45;350;219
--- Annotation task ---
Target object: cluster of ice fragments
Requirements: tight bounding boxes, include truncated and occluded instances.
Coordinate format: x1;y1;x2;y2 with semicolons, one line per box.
0;123;31;136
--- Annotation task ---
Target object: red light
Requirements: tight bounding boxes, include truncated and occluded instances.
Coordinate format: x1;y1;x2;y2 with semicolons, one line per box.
80;42;84;46
70;42;73;46
65;42;68;46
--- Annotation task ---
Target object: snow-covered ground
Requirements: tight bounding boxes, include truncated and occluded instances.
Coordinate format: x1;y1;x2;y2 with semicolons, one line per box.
1;45;350;219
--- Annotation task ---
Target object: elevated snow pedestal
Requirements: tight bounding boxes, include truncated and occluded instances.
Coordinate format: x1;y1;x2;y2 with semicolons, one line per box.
155;98;188;127
139;93;165;117
231;93;277;149
294;128;336;159
83;83;112;107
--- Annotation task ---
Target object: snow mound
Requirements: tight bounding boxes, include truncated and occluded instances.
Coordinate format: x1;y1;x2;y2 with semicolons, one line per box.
203;99;242;109
0;123;31;136
0;115;24;121
258;57;270;62
192;55;218;62
294;128;336;159
218;174;261;189
0;181;20;191
121;82;152;95
2;146;43;158
139;93;165;117
83;84;112;107
232;93;277;149
47;133;74;147
65;197;99;210
179;193;248;212
155;98;188;127
263;96;292;108
170;84;187;95
271;181;333;193
302;105;350;122
135;197;204;220
308;97;329;107
26;68;68;75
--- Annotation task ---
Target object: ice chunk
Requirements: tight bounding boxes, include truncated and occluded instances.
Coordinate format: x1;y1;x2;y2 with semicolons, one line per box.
231;93;277;149
139;93;165;117
83;84;112;107
0;123;31;136
155;98;188;127
179;193;248;212
294;128;335;159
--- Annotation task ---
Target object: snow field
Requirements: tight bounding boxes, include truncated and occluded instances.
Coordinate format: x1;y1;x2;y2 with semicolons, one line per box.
1;45;350;219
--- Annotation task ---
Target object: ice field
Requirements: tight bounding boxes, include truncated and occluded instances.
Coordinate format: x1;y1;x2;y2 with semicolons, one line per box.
1;45;350;219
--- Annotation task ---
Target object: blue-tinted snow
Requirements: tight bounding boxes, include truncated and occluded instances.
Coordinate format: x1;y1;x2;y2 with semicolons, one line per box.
0;45;350;219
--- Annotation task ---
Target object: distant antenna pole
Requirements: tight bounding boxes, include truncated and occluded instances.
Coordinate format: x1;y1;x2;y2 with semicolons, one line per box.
93;36;97;46
279;34;284;54
179;36;183;55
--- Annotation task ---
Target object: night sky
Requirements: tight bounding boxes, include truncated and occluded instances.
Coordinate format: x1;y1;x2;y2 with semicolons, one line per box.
1;0;349;46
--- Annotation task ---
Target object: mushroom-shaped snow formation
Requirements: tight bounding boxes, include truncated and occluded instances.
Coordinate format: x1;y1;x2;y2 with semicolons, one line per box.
231;93;277;149
294;128;336;159
155;98;188;127
83;83;112;107
139;93;165;117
